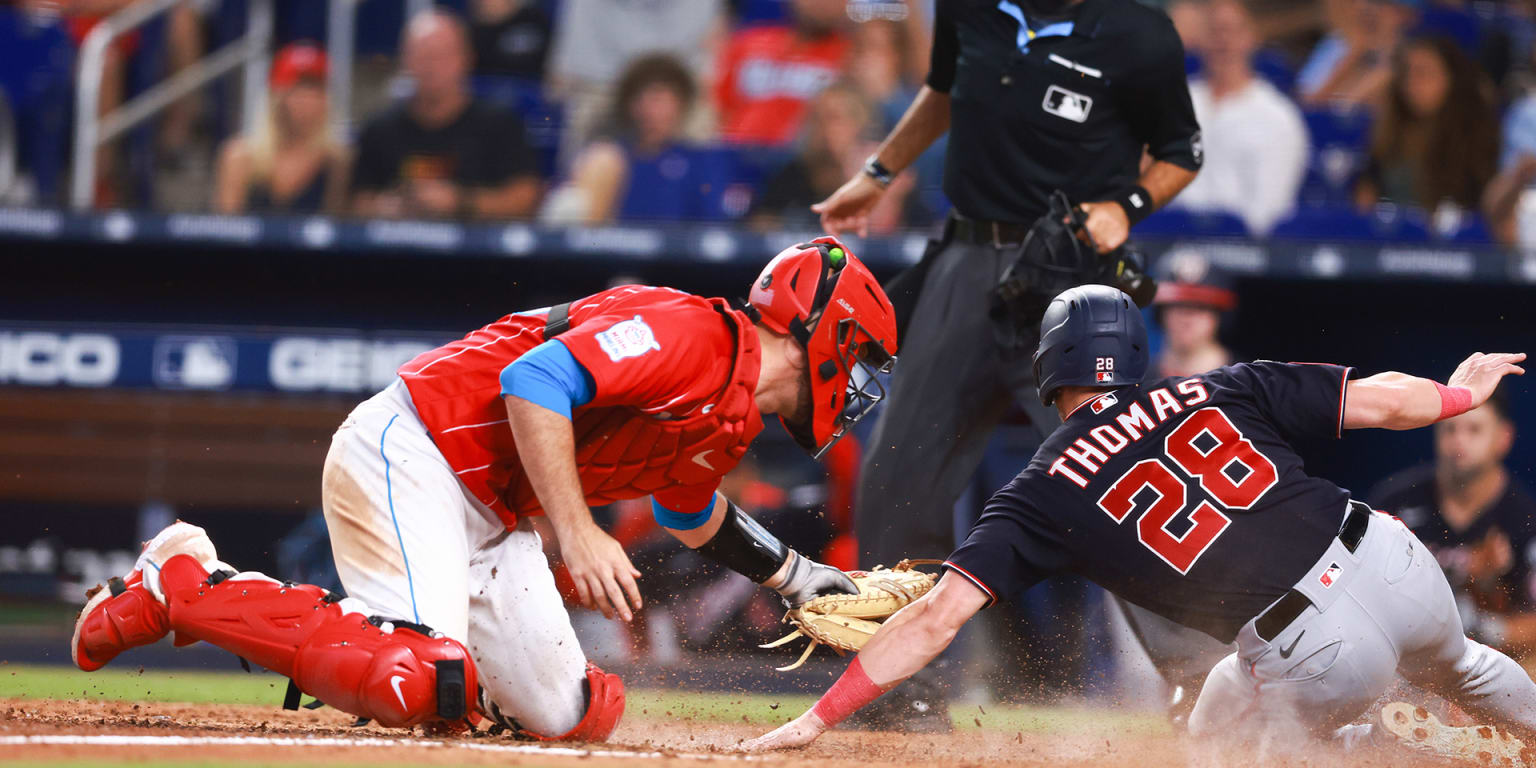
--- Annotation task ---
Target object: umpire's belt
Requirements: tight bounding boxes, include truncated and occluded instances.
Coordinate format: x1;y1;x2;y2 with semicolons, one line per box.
949;213;1032;247
1253;500;1373;643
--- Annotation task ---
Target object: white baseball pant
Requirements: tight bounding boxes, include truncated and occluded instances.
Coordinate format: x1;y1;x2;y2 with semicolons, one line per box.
320;378;588;736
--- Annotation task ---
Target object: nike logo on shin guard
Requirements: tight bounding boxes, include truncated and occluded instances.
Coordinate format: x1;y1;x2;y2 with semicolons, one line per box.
390;675;408;711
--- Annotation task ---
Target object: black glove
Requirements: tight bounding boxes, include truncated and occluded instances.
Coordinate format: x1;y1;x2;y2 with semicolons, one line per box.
989;190;1158;355
772;550;858;607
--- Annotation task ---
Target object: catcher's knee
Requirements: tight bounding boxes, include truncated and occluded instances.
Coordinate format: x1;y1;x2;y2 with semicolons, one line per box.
484;662;625;742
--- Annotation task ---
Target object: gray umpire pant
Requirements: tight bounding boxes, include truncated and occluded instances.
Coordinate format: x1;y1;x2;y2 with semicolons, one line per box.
856;236;1057;568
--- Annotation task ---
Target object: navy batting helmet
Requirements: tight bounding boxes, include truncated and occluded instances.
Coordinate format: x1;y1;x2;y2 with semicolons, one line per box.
1032;285;1149;406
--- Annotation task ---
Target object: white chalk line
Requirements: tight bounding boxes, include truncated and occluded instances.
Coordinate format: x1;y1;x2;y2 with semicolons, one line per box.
0;733;756;761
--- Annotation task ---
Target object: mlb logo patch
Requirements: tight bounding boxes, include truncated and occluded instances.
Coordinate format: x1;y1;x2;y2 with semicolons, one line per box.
1090;393;1117;414
1043;85;1093;123
1095;371;1113;383
1319;562;1342;588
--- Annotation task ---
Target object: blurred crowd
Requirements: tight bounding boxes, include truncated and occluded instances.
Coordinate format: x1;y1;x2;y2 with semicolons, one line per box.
6;0;1536;244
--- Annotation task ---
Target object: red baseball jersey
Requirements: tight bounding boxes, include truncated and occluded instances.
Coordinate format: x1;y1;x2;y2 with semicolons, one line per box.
398;285;765;528
714;25;848;145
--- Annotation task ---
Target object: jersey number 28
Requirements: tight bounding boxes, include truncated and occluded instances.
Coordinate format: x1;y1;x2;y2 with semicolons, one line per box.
1095;408;1278;574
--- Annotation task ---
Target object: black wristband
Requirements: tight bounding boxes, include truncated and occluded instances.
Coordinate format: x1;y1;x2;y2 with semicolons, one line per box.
1113;185;1154;227
862;155;895;188
694;500;789;583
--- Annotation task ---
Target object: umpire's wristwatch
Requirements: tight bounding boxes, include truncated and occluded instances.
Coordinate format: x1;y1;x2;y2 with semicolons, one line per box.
861;155;895;188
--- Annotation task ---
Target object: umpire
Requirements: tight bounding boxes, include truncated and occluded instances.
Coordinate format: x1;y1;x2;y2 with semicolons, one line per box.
814;0;1202;728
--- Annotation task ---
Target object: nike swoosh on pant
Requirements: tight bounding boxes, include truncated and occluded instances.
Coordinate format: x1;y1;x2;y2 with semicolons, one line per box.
1279;630;1305;659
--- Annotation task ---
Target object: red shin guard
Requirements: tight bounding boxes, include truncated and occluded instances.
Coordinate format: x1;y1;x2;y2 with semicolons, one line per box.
157;554;478;729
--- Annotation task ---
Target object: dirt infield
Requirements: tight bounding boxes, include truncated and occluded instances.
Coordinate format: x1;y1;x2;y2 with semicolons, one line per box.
0;696;1483;768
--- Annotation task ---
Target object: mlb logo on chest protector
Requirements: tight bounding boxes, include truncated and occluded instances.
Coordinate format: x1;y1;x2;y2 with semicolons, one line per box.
1043;85;1093;123
596;315;662;362
1319;562;1343;588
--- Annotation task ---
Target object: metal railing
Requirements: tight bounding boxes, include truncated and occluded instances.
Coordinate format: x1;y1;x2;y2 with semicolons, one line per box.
0;91;15;201
328;0;433;141
71;0;273;209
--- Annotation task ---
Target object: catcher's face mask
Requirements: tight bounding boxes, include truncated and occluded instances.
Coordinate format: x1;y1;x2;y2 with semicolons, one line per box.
787;318;896;460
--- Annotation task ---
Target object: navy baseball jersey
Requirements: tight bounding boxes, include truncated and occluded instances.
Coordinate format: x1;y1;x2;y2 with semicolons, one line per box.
946;362;1357;642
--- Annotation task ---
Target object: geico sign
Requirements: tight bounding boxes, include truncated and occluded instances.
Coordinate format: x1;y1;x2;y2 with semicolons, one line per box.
269;337;435;392
0;332;121;386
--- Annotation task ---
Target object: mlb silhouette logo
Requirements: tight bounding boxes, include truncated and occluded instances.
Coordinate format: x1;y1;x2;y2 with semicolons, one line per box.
1095;371;1113;383
1090;393;1118;413
1043;85;1093;123
1319;562;1342;588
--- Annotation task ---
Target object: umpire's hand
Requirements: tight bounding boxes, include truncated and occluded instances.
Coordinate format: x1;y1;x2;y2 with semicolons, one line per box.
813;175;886;238
1078;201;1131;253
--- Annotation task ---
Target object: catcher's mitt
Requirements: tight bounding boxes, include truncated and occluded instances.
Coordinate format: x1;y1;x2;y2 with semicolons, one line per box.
760;559;940;671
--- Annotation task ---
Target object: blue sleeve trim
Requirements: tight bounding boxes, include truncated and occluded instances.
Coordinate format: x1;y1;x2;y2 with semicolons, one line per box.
652;493;718;531
500;340;595;420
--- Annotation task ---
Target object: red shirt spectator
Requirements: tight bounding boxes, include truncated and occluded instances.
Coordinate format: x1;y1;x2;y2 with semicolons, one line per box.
715;24;848;145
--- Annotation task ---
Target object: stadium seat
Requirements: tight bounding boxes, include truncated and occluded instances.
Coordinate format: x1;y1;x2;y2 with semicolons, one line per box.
1298;106;1372;208
1136;207;1250;238
1270;204;1431;242
1433;210;1493;244
1252;47;1296;95
471;76;564;178
616;146;743;222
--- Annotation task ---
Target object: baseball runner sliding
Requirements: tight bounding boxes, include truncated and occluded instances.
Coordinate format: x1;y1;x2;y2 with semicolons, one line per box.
70;239;896;741
747;284;1535;757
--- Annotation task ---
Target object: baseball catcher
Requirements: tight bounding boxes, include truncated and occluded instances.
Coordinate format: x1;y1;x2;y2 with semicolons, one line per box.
72;238;897;741
746;285;1536;763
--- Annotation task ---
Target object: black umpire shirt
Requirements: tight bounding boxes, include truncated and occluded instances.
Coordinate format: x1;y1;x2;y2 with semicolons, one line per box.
929;0;1203;223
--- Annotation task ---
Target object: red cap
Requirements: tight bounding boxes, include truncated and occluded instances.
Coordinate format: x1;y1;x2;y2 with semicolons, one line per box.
270;43;327;90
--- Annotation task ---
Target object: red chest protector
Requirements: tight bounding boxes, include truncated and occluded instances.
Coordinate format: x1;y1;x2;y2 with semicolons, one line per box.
399;288;762;528
501;302;763;518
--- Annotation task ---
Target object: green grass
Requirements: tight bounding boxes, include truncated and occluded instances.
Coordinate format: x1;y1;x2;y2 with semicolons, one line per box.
3;663;295;707
1;663;1166;735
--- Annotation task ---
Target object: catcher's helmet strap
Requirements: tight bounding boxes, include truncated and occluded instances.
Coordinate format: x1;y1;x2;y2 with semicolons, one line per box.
693;500;789;584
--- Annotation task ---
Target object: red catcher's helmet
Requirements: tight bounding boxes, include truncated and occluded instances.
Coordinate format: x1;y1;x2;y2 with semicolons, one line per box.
747;237;898;459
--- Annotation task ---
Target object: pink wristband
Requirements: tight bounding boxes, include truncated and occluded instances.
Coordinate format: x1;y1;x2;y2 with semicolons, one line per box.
810;657;886;727
1435;382;1473;421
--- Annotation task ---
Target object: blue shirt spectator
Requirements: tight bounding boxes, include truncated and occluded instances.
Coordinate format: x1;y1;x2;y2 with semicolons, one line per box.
542;54;729;223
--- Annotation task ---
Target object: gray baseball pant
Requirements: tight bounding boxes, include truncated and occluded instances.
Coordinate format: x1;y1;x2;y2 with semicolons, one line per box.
1190;509;1536;739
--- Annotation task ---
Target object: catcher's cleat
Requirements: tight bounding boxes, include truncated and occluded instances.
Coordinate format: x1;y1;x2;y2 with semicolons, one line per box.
71;573;167;672
71;521;219;671
1379;701;1531;767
